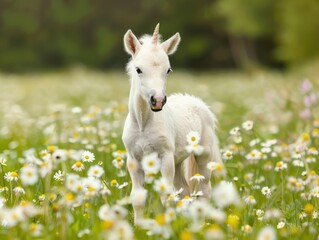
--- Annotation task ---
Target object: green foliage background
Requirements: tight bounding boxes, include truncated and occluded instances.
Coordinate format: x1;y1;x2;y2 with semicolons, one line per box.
0;0;319;71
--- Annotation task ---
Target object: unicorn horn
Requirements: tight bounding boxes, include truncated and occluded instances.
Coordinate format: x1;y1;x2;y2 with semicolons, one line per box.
152;23;160;44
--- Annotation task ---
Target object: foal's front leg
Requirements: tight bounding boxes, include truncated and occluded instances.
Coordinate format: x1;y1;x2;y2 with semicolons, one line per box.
127;155;145;224
160;152;175;205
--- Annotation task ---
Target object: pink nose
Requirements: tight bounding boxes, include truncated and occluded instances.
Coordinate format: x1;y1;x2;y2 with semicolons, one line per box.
150;95;167;111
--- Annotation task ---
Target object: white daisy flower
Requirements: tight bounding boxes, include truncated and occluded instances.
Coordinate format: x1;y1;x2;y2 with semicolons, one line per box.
13;186;25;196
83;177;101;197
186;131;201;145
5;171;19;182
142;152;161;175
20;165;38;186
257;226;276;240
71;161;85;172
66;174;81;191
244;195;257;205
53;170;65;182
82;151;95;162
29;223;43;237
189;173;205;182
277;221;285;229
242;120;254;131
0;157;7;166
211;181;240;208
274;161;287;171
185;143;204;155
222;150;233;160
261;186;272;198
87;165;104;178
207;161;225;176
154;178;172;195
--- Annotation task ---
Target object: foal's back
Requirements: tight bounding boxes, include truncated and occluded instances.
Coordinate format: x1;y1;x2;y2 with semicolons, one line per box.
166;94;217;160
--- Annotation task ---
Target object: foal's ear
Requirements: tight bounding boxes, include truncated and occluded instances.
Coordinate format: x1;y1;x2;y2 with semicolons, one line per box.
124;30;141;56
161;33;181;55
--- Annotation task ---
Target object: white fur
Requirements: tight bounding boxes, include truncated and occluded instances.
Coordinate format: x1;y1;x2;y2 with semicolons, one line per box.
122;24;224;224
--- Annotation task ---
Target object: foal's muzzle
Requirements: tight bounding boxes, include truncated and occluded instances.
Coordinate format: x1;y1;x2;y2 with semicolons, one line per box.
150;95;167;112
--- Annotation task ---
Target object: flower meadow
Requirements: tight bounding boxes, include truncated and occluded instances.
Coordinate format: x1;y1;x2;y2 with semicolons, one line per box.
0;70;319;239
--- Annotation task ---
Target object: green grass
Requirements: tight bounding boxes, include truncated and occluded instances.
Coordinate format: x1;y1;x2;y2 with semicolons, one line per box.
0;68;319;239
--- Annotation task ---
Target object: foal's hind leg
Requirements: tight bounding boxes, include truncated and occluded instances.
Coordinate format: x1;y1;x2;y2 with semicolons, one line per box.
194;129;222;198
194;149;212;198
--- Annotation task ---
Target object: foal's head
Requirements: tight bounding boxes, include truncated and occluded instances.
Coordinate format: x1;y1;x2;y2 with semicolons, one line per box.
124;24;181;112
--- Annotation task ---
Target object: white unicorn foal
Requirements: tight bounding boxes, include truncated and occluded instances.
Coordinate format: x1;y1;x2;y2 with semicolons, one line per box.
122;24;225;223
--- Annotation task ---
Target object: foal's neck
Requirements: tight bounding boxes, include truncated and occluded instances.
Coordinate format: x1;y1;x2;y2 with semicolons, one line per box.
129;77;153;131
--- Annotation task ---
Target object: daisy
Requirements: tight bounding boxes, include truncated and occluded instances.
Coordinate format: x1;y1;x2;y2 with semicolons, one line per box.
77;229;90;238
66;174;81;191
82;151;95;162
0;157;7;166
29;223;43;237
108;220;133;240
2;206;25;228
154;178;172;195
4;171;19;182
83;177;101;197
54;170;65;182
261;186;272;198
88;165;104;178
186;131;201;145
230;127;240;136
244;195;257;205
207;161;225;176
277;221;285;229
110;179;119;187
222;150;233;160
71;161;85;172
0;197;6;209
112;158;124;169
117;182;128;189
310;186;319;198
20;165;38;186
98;204;113;221
185;143;204;155
242;120;254;131
274;161;287;171
13;186;25;196
212;181;240;208
189;173;205;182
308;147;318;155
142;152;161;175
205;224;225;240
257;226;276;240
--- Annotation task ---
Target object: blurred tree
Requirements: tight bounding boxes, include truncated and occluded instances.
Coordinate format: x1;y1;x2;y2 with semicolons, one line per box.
0;0;318;71
275;0;319;66
214;0;276;67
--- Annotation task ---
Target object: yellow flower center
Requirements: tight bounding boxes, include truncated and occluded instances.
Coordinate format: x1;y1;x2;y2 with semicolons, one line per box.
302;133;310;141
101;220;114;230
155;213;166;225
111;180;118;186
304;203;314;214
10;172;18;178
191;136;196;142
180;230;192;240
65;193;75;201
75;161;83;168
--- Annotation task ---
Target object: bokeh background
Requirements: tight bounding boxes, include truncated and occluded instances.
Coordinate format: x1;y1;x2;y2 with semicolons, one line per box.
1;0;319;72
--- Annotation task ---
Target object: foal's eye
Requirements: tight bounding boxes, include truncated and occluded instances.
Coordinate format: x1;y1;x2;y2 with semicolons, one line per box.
136;67;143;74
167;68;173;74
